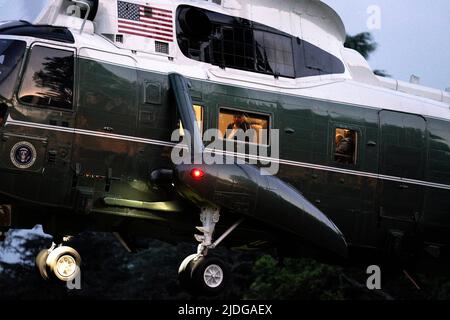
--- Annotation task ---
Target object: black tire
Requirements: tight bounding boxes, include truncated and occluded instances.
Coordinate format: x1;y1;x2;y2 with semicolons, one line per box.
178;254;198;293
190;256;229;296
36;249;50;280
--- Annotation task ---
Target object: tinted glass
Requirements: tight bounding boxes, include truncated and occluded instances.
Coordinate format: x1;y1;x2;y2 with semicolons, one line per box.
177;5;344;79
19;46;74;109
254;30;294;78
0;39;26;100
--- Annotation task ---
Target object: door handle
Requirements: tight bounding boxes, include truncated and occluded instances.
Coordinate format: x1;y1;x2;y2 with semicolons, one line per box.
398;184;409;190
103;126;114;133
285;128;295;134
367;141;377;147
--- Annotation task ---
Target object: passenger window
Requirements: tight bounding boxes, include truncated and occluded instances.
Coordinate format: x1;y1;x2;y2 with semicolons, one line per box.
334;128;357;165
179;104;204;136
19;46;74;110
219;108;269;145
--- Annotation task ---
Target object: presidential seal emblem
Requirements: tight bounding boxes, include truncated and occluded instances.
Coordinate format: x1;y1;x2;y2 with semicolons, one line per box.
10;141;37;169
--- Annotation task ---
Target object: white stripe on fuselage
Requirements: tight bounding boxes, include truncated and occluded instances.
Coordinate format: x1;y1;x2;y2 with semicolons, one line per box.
4;116;450;191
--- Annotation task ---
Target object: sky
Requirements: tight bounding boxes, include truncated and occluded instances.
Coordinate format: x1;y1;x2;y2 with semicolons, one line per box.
323;0;450;90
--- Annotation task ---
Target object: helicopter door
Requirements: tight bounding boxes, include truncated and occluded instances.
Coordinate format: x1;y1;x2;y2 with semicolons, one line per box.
378;110;426;226
1;43;76;206
74;49;138;195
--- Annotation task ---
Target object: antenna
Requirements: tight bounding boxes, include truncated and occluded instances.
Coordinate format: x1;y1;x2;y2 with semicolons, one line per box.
72;0;91;34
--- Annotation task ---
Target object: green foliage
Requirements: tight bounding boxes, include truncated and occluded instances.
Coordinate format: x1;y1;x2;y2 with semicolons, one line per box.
3;232;450;300
373;70;391;78
0;231;258;300
345;32;392;78
344;32;378;59
246;255;345;300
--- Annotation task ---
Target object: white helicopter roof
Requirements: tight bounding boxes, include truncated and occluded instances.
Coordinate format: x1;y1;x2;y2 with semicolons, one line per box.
4;0;449;108
29;0;346;59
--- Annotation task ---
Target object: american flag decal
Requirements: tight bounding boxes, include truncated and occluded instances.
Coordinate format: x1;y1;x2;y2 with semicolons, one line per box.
117;1;173;42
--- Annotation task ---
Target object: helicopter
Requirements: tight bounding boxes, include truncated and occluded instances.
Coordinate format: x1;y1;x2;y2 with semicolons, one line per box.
0;0;449;296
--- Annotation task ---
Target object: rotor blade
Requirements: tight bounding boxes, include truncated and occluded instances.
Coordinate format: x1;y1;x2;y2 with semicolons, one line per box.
175;163;348;259
168;73;204;159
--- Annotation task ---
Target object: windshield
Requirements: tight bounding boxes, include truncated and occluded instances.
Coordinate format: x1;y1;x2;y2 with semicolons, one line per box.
0;39;26;101
0;0;48;23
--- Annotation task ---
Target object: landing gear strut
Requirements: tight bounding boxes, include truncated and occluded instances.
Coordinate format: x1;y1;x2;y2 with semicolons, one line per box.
36;241;81;283
178;207;243;296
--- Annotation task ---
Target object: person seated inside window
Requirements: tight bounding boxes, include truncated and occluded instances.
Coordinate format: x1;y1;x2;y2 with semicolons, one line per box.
225;113;251;140
222;111;268;144
335;129;355;164
227;113;251;131
335;134;344;146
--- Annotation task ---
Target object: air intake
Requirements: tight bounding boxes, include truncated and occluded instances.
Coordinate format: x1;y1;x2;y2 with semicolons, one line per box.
155;41;169;54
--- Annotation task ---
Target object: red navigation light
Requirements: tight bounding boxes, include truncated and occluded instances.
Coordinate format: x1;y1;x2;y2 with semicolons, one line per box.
190;168;205;180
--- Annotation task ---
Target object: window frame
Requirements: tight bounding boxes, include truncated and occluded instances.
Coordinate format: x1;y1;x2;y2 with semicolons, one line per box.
332;125;360;167
17;41;76;112
218;106;272;147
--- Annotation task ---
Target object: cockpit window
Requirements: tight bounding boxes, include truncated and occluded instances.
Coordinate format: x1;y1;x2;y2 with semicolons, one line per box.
254;30;294;78
18;45;74;110
0;39;26;100
177;5;345;79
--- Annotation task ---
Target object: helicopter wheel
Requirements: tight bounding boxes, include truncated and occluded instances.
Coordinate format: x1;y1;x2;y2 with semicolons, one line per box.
36;249;50;280
36;246;81;282
178;254;198;291
178;255;229;296
47;246;81;282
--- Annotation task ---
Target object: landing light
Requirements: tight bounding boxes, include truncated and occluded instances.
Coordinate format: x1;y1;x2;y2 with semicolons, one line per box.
190;168;205;180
